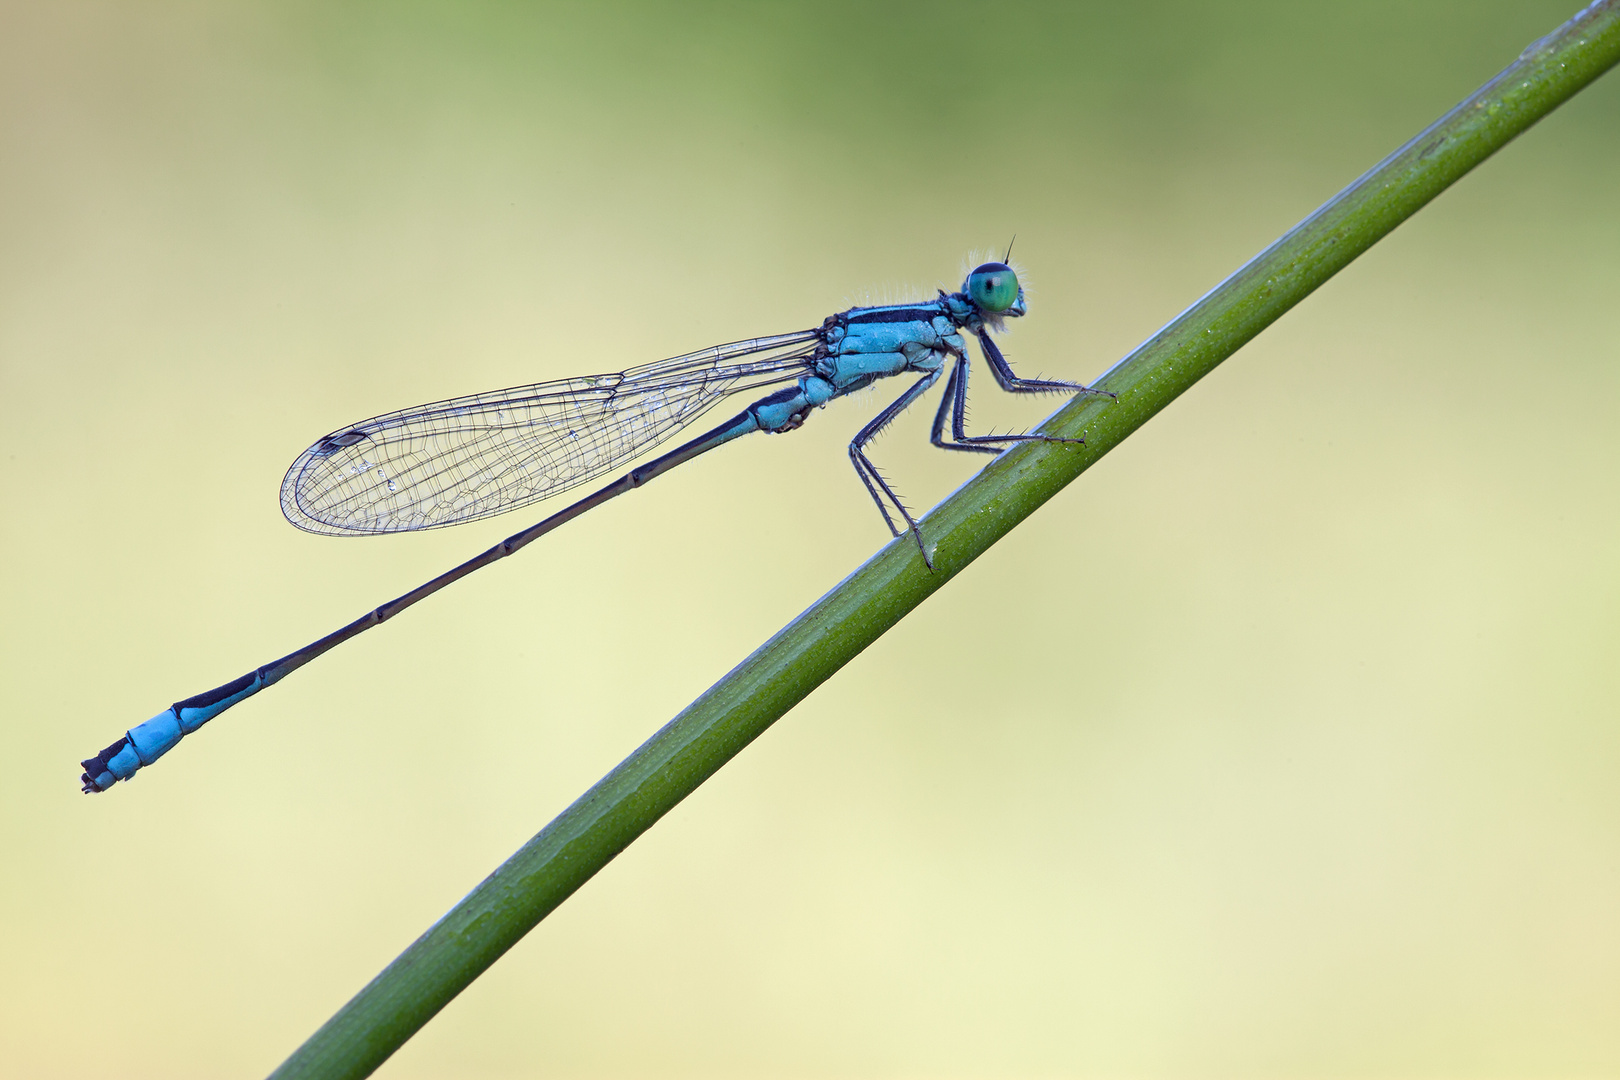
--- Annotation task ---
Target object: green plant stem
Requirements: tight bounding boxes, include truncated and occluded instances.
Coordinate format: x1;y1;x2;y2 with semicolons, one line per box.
271;5;1620;1078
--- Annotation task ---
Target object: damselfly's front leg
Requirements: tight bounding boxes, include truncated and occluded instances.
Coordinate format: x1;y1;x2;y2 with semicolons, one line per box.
929;331;1115;454
974;328;1117;398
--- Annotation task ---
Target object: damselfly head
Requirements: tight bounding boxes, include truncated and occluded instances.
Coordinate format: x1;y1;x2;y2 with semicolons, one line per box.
964;262;1026;318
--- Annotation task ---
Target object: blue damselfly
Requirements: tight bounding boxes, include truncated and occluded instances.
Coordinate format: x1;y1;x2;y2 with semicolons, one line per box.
80;259;1111;792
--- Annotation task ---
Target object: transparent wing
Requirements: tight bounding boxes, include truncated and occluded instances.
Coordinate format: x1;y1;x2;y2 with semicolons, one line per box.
280;330;821;535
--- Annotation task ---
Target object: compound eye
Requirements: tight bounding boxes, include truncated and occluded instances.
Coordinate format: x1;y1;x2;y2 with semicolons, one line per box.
966;262;1019;313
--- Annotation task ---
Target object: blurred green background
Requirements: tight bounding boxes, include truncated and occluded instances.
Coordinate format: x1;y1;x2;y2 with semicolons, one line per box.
2;2;1617;1077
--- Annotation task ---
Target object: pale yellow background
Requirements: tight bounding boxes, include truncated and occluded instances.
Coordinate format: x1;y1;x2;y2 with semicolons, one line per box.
2;3;1617;1078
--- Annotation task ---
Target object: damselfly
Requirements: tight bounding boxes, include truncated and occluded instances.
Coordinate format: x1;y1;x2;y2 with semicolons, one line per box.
80;258;1112;792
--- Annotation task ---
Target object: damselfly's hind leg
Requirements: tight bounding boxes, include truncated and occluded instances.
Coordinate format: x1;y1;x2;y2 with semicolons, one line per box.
849;369;943;569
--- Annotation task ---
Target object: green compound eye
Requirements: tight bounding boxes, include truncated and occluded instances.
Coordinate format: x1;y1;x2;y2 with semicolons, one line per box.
966;262;1019;313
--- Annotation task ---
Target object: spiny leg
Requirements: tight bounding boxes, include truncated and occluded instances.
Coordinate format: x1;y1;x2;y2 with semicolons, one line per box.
975;327;1117;398
929;359;997;455
849;451;927;566
850;448;905;538
930;352;1087;454
849;369;942;568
